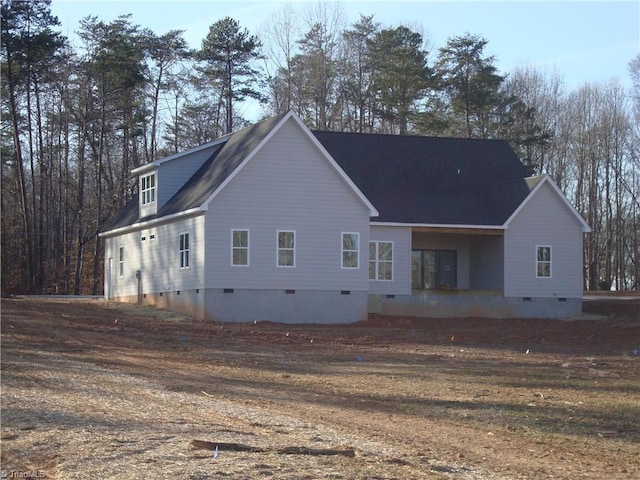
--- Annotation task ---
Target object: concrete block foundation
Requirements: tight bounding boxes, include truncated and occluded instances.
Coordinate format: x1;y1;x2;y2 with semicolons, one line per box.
371;290;582;319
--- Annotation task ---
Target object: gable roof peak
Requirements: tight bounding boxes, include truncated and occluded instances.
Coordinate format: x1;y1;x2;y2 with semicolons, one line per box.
198;109;378;217
503;173;591;232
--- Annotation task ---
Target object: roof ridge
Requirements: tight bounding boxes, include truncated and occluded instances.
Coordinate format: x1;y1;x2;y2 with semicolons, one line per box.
311;129;509;143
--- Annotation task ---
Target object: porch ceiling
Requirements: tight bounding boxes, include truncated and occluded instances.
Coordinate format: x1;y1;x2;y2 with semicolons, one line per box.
410;226;504;235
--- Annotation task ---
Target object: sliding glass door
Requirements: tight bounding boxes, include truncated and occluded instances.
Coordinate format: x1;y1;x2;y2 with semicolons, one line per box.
412;250;457;289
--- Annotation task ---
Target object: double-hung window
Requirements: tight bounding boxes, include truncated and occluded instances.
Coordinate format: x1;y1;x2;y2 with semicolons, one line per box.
232;229;249;266
369;241;393;281
277;231;295;267
342;233;359;268
141;173;156;205
536;245;551;278
179;232;190;269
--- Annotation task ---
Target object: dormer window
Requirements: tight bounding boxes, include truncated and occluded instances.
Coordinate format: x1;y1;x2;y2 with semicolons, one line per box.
141;173;156;205
139;170;158;219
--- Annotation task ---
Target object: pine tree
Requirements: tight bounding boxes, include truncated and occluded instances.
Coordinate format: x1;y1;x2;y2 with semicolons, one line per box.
369;25;432;134
198;17;263;134
436;33;504;138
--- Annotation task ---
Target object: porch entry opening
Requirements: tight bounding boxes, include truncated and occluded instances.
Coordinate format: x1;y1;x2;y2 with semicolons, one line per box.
412;250;457;289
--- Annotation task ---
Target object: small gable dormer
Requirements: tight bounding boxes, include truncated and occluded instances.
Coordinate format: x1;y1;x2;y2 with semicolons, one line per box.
139;169;157;218
131;139;230;221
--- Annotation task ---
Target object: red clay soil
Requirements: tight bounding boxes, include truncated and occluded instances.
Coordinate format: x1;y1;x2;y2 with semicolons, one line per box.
1;296;638;480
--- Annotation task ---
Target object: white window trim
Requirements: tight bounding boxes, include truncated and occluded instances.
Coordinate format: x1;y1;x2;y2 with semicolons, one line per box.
179;231;190;270
231;229;250;267
536;245;552;278
277;230;296;268
140;173;156;206
341;232;360;269
369;240;394;281
118;245;124;278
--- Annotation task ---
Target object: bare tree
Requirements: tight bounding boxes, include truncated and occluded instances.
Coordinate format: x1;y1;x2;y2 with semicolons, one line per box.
260;3;300;115
341;14;380;132
143;29;189;162
502;66;565;178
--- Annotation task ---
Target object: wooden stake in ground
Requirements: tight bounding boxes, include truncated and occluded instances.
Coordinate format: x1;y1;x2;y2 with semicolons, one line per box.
189;439;356;457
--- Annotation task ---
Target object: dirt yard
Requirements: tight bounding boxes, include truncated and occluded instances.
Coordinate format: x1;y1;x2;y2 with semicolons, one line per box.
1;297;639;479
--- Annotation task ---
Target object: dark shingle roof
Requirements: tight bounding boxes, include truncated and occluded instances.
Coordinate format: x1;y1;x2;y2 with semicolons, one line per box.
99;143;226;232
160;112;289;216
101;112;288;232
101;196;140;233
313;130;532;226
103;113;537;233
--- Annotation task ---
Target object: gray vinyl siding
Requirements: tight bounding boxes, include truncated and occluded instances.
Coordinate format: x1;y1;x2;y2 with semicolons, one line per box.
504;181;584;298
469;235;504;290
156;144;220;210
103;214;205;299
204;116;371;292
368;225;411;295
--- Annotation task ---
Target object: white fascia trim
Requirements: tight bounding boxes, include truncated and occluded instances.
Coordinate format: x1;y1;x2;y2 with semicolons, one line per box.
131;163;158;177
370;221;505;230
98;208;203;237
294;114;379;218
131;136;231;175
503;174;591;233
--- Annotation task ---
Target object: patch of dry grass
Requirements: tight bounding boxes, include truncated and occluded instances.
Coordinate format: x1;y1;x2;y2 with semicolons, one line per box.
1;298;639;479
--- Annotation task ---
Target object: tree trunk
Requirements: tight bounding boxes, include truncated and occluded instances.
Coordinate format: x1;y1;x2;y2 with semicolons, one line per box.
5;52;35;291
226;57;233;133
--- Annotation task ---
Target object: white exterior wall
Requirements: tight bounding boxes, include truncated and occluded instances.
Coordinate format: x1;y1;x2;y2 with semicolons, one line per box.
504;181;585;299
204;117;372;294
368;225;411;295
103;214;205;299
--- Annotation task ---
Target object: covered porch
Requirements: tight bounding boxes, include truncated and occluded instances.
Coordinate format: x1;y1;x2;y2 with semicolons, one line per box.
369;226;582;319
410;227;505;292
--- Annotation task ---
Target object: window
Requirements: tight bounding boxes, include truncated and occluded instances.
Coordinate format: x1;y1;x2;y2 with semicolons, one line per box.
232;229;249;266
277;231;295;267
412;250;457;289
179;232;190;269
537;246;551;278
369;241;393;281
342;233;359;268
141;173;156;205
118;246;124;277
